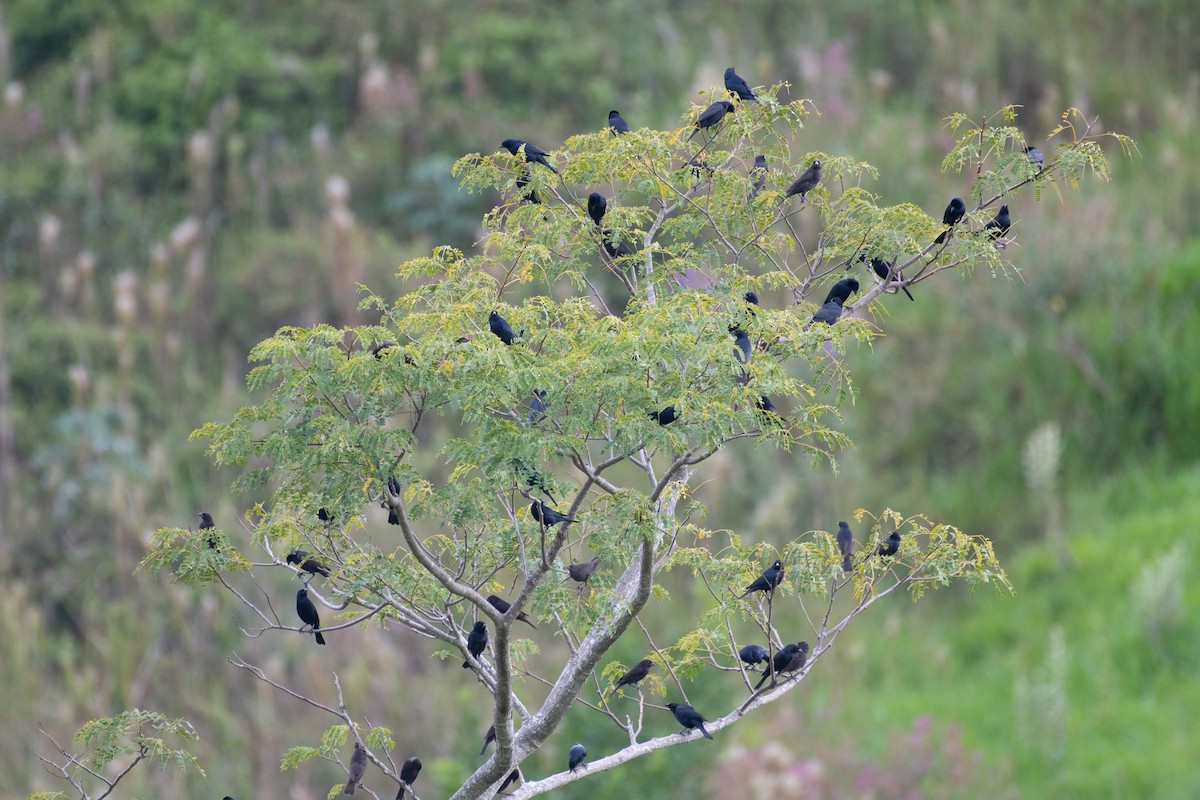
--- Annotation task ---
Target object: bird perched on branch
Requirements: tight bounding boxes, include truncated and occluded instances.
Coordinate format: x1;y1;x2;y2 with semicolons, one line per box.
934;197;966;244
823;278;859;305
395;757;421;800
877;530;902;557
810;295;844;327
344;741;367;795
610;659;654;695
739;644;770;671
985;204;1011;239
753;641;810;690
688;100;735;141
198;512;217;548
1024;145;1044;172
649;405;678;426
480;724;496;755
296;588;326;645
666;702;714;740
531;500;573;527
837;521;854;572
739;559;783;598
749;154;768;200
859;254;915;301
500;139;558;173
489;310;517;345
608;110;630;135
463;621;488;668
587;193;607;226
724;67;760;103
566;555;601;588
569;743;588;773
487;594;537;629
287;550;331;578
785;160;822;201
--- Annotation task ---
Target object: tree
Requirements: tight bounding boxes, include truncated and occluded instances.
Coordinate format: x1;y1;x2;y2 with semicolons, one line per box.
138;89;1125;799
30;711;201;800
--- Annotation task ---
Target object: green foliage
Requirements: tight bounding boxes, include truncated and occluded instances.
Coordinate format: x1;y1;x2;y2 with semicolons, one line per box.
29;710;202;800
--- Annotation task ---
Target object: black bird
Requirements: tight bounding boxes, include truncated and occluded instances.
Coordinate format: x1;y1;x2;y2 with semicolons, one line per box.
516;170;540;204
480;724;496;755
344;741;367;795
500;139;557;173
296;588;326;645
688;100;735;141
877;530;901;557
497;768;521;794
487;594;537;629
749;155;768;200
1024;145;1044;172
755;396;778;415
754;643;799;690
823;278;859;305
985;204;1011;239
198;512;217;548
810;296;844;327
528;389;547;424
753;642;810;689
739;644;770;670
744;290;760;306
371;342;398;359
837;521;854;572
785;160;822;201
608;109;630;135
531;500;573;527
489;310;517;345
287;550;332;578
686;158;713;179
602;235;635;259
611;659;654;694
385;475;401;525
318;507;335;523
724;67;760;103
666;702;714;740
395;757;422;800
861;254;915;301
463;620;488;667
934;197;966;244
740;559;784;598
649;405;678;426
569;742;588;773
566;555;601;587
514;459;556;504
587;193;607;226
730;326;752;364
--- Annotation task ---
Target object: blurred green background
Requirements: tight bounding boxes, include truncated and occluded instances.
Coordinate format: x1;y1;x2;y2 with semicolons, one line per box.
3;1;1198;797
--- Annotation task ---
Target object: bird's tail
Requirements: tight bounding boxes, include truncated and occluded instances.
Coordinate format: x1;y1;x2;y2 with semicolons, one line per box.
687;128;699;142
315;630;326;646
463;660;471;669
394;786;407;800
842;554;852;572
901;285;915;301
699;724;714;740
934;228;949;245
344;779;357;794
520;617;538;630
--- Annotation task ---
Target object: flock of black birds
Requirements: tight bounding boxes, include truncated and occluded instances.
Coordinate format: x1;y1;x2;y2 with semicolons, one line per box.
195;62;1034;798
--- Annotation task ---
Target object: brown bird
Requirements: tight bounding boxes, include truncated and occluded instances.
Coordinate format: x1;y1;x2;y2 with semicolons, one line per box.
785;159;822;201
565;556;601;592
487;595;537;629
344;741;367;795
